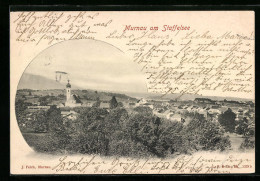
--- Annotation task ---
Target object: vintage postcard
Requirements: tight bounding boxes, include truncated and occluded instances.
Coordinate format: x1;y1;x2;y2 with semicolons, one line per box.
10;11;255;174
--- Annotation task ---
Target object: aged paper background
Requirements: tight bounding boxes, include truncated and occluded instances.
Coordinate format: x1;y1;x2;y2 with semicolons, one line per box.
10;11;255;174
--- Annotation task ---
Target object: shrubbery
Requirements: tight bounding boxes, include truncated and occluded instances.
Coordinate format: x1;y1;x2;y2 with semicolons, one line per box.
240;137;255;150
182;113;231;152
133;106;153;115
236;117;255;150
23;106;232;157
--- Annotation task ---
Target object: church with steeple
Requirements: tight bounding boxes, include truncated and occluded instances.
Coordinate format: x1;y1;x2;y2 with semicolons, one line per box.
65;80;82;107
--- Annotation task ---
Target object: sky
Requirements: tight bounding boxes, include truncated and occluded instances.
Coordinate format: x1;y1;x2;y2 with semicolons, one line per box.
21;39;148;93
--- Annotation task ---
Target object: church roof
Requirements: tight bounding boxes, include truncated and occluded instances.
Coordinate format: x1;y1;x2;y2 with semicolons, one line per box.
66;80;71;88
67;94;82;103
66;82;71;88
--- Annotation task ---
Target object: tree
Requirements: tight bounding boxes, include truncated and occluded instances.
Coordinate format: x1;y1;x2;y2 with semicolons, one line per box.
127;112;180;158
218;108;236;133
46;106;71;151
183;113;231;152
134;106;153;115
240;137;255;150
15;100;28;117
117;102;124;107
105;108;128;125
28;106;72;153
92;101;101;108
236;117;249;135
15;100;33;129
39;96;48;106
68;107;109;155
33;110;48;132
58;94;65;100
109;96;118;109
46;106;63;132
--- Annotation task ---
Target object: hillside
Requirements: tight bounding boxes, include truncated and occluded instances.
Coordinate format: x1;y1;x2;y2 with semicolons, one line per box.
18;73;82;90
16;88;138;103
130;92;254;102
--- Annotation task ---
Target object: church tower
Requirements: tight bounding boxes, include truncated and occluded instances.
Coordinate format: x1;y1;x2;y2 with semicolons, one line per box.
64;79;82;107
66;79;71;101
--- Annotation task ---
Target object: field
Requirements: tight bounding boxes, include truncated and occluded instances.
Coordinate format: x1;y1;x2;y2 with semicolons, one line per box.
23;133;52;152
225;133;244;151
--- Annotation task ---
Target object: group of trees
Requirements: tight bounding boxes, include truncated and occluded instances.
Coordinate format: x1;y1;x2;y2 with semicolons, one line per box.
38;95;58;106
217;108;255;150
218;108;255;137
23;104;232;157
92;96;123;109
183;113;230;152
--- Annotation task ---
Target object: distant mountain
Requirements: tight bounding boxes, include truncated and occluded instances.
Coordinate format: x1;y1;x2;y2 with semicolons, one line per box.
17;73;82;90
125;92;254;102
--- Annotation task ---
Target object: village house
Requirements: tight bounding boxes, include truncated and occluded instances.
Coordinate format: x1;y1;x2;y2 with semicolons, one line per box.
128;102;136;107
27;105;51;111
83;101;96;107
194;98;216;104
166;113;185;123
61;110;79;121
